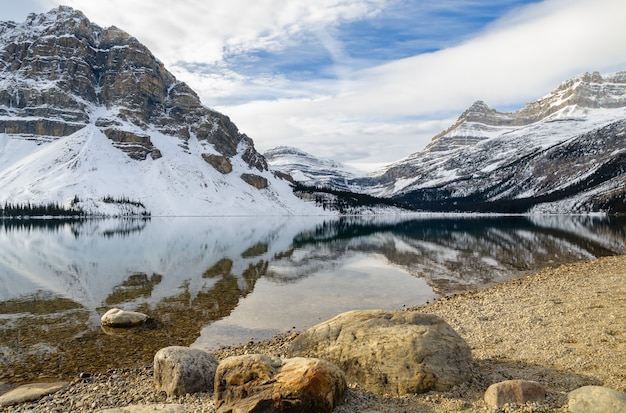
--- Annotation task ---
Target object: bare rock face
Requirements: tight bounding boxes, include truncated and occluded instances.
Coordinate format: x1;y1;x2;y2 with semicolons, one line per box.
240;173;269;189
214;354;346;413
484;380;546;408
0;6;268;170
154;346;218;397
288;310;472;396
202;154;233;174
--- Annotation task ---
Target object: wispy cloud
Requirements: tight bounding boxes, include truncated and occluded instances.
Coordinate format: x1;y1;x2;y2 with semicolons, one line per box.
3;0;626;168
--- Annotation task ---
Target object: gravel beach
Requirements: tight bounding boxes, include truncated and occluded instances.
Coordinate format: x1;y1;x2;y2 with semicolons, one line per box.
1;255;624;412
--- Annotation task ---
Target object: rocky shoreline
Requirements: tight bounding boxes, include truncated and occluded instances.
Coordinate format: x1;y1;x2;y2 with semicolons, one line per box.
1;255;625;412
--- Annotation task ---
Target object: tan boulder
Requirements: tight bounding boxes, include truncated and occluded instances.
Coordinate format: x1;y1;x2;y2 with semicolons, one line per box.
214;354;345;413
289;310;472;396
484;380;546;408
154;346;218;397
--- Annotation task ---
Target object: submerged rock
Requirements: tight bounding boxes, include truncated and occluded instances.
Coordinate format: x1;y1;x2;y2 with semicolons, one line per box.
100;308;149;327
289;309;472;396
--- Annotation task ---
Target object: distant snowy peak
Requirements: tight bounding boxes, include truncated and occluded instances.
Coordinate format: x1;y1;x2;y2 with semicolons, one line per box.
265;146;357;191
362;70;626;213
426;71;626;152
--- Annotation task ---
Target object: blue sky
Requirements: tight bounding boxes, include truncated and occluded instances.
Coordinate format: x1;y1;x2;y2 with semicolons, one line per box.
2;0;626;169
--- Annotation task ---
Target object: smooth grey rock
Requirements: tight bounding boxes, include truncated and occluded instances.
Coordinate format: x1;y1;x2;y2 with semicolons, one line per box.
154;346;218;397
214;354;346;413
289;309;472;396
484;380;546;408
101;308;149;327
568;386;626;413
0;381;68;407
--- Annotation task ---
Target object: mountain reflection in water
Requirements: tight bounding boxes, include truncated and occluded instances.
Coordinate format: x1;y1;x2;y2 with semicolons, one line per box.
0;214;624;383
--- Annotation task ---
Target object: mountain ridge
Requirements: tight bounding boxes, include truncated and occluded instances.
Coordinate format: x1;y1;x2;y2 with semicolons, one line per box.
268;70;626;214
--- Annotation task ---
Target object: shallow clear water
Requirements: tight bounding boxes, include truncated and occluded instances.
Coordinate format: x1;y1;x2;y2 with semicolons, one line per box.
0;214;624;382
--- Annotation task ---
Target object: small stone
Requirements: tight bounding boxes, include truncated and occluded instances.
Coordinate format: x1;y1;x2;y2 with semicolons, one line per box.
0;382;69;407
101;308;149;327
154;346;218;397
484;380;546;408
568;385;626;413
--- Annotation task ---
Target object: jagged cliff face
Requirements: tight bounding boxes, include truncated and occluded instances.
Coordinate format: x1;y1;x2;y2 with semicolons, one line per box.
0;6;312;216
0;6;266;167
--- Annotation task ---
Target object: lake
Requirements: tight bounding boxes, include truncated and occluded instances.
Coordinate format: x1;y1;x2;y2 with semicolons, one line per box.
1;214;624;383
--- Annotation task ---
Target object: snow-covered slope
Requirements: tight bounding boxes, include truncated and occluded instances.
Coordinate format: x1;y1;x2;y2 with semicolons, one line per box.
0;6;322;216
264;146;359;191
290;71;626;214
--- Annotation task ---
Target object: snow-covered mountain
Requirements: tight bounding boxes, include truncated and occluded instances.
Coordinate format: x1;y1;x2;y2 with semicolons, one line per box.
0;6;320;216
278;71;626;213
367;71;626;213
264;146;359;191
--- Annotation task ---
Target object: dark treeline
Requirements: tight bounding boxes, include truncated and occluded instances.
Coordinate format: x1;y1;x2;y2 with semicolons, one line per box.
1;201;83;218
293;183;411;213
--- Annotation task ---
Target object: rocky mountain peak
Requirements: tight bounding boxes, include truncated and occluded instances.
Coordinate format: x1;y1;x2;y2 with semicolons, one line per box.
0;6;267;170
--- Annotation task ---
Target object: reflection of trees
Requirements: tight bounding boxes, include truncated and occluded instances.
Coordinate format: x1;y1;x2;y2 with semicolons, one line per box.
0;218;150;238
284;215;626;295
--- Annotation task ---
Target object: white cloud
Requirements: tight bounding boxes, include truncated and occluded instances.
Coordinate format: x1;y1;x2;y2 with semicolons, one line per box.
216;0;626;166
57;0;386;66
5;0;626;168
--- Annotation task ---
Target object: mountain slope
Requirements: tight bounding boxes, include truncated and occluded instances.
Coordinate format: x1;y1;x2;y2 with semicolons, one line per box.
0;6;319;216
300;71;626;214
264;146;358;191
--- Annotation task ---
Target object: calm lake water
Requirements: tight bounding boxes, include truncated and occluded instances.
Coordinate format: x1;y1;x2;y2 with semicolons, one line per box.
1;214;625;382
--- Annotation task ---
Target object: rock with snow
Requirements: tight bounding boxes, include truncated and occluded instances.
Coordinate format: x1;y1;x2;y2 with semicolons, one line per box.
568;386;626;413
153;346;218;397
214;354;346;413
265;146;360;192
484;380;546;408
100;308;148;327
288;310;472;396
0;382;68;407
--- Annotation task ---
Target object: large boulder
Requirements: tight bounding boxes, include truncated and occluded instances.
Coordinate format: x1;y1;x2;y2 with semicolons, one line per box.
214;354;346;413
154;346;218;397
101;308;149;327
568;386;626;413
289;310;472;396
484;380;546;408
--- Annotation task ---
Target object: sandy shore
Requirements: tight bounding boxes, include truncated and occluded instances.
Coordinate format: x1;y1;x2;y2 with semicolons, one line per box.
1;255;625;412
